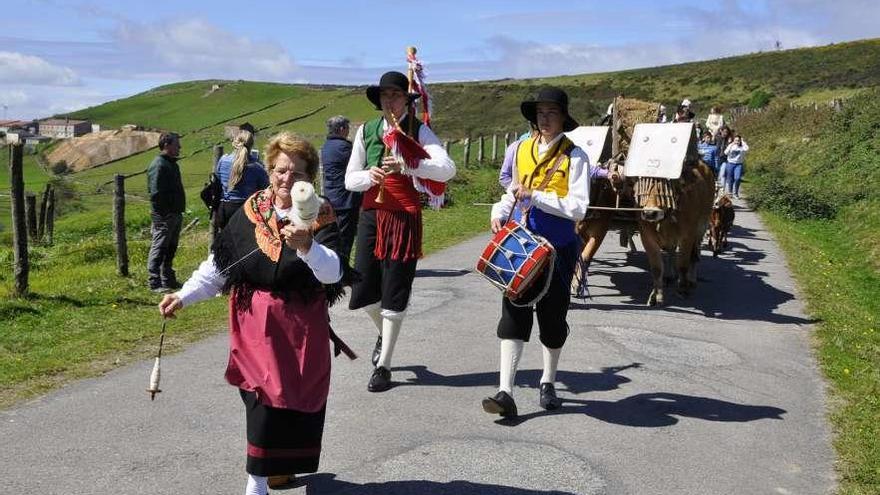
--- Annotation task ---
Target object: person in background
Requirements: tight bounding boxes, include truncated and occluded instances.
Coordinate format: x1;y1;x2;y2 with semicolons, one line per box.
697;131;719;176
723;134;749;199
147;132;185;292
320;115;359;265
714;125;735;187
657;104;668;123
158;132;346;495
215;123;269;230
673;99;695;123
705;106;725;137
499;123;538;189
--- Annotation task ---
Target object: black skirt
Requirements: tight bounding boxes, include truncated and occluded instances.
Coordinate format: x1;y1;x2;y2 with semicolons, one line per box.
240;389;325;476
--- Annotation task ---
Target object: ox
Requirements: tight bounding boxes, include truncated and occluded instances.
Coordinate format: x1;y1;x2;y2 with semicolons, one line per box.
574;103;715;306
636;161;715;305
707;193;735;257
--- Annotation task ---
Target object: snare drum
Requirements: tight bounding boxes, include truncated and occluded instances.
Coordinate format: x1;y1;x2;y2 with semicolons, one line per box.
476;221;556;306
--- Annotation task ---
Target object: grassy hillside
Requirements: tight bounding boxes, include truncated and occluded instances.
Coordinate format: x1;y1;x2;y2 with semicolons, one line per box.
430;38;880;136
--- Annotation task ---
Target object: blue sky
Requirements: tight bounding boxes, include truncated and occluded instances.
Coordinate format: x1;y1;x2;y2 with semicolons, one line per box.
2;0;879;119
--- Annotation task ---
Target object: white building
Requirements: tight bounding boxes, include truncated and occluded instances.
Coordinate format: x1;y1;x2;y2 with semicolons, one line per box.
39;118;92;138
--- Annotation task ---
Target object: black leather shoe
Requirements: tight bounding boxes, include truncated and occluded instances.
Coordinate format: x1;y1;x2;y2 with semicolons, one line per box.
482;391;518;417
371;335;382;367
539;382;561;410
367;366;392;392
267;474;296;489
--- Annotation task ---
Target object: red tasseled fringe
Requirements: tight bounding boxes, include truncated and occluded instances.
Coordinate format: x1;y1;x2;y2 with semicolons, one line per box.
374;209;423;262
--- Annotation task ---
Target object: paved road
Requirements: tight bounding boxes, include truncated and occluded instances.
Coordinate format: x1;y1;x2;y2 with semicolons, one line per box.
2;204;836;494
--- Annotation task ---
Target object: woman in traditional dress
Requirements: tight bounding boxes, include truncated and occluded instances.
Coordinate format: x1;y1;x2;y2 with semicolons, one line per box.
158;132;345;495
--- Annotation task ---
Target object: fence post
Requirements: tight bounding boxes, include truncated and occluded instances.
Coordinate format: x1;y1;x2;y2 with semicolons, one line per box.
45;186;55;246
463;138;470;166
38;183;50;241
113;174;129;276
477;136;484;163
213;145;223;168
9;144;28;296
492;134;498;162
25;192;37;240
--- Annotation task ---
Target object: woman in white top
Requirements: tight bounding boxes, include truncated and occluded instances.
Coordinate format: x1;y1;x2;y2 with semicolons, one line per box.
705;107;725;136
723;135;750;198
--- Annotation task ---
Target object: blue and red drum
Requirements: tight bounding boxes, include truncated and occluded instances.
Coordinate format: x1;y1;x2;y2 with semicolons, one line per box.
476;221;556;306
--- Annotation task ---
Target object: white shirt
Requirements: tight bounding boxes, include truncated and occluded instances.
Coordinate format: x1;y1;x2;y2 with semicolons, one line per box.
344;114;456;192
724;140;750;164
491;134;590;222
175;206;342;307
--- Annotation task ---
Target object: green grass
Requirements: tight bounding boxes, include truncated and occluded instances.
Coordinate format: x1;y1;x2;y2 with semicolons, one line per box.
760;212;879;494
734;89;880;494
0;226;229;408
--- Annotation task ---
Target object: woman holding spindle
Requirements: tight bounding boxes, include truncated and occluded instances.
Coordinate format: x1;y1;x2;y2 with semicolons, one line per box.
157;132;351;495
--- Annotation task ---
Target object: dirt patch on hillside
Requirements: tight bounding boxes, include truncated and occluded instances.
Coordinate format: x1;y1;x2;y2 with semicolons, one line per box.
46;130;161;172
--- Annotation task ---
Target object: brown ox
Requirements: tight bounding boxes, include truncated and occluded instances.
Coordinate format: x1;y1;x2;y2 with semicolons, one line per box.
636;160;715;305
707;193;735;257
575;160;714;306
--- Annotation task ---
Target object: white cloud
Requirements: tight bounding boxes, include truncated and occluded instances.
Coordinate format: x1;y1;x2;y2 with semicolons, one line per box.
0;88;30;107
111;19;298;80
0;51;80;86
0;84;125;120
475;17;826;80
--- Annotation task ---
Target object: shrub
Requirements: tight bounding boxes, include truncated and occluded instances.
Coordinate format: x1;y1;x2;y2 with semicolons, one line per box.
748;171;837;220
50;160;70;175
748;90;773;109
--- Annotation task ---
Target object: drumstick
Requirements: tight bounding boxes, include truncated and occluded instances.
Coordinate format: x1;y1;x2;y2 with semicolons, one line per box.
505;174;528;225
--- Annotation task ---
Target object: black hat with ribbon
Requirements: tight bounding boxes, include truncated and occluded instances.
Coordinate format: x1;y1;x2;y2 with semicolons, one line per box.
520;86;579;132
366;71;420;111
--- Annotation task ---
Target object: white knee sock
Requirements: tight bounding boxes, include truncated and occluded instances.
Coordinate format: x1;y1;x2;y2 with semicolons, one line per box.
540;345;562;384
376;309;404;369
244;474;267;495
499;339;524;395
363;302;383;335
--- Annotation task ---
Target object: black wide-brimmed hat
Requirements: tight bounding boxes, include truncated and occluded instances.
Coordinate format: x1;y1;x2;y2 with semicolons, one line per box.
520;87;579;132
366;71;420;110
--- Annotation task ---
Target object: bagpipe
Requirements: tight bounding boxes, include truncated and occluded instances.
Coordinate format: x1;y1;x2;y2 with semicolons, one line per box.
376;46;446;209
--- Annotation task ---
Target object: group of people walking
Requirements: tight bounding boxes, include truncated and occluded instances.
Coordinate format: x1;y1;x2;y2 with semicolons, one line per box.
146;73;752;494
687;105;750;198
151;71;590;495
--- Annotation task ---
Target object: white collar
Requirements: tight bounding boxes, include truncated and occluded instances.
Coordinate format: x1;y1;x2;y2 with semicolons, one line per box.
537;133;564;154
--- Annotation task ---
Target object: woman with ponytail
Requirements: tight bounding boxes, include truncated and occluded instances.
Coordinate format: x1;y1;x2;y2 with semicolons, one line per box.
215;124;270;230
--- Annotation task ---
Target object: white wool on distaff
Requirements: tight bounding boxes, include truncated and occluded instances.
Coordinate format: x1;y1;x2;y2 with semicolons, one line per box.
290;181;321;228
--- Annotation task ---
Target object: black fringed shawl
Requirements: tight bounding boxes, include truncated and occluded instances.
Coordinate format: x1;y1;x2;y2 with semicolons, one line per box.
212;189;346;312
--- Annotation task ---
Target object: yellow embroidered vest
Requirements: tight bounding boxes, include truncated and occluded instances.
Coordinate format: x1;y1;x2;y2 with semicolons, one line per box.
514;135;575;196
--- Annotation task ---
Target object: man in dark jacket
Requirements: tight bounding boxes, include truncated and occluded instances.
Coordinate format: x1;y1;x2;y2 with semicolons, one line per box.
147;132;185;292
320;115;359;265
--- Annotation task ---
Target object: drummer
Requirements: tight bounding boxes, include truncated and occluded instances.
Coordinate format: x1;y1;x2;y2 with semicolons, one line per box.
482;87;589;418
